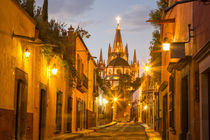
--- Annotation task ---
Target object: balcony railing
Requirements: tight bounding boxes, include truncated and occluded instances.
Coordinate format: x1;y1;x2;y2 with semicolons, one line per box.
76;73;88;93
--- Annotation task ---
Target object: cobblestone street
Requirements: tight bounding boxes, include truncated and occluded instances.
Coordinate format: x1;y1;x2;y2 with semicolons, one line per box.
72;122;147;140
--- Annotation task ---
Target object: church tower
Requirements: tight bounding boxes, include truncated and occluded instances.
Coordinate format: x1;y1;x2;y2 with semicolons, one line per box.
98;16;140;88
131;49;140;78
97;48;105;78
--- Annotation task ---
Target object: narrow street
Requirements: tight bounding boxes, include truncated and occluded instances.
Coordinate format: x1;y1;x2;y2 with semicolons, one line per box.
73;122;147;140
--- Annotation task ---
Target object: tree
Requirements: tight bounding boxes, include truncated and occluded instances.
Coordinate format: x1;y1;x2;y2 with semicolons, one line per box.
148;0;168;84
75;26;91;39
25;0;35;17
42;0;48;22
17;0;35;17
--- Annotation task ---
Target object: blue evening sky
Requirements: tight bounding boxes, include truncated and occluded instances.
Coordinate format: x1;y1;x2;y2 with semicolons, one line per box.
36;0;157;73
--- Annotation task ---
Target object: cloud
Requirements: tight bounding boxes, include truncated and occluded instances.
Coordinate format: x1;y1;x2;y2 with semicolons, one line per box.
122;5;151;32
48;0;95;16
36;0;96;27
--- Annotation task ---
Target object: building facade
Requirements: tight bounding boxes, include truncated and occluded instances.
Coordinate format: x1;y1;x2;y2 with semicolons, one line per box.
0;1;98;139
150;0;210;140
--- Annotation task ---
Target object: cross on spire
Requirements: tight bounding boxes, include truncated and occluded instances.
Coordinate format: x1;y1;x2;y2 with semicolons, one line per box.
116;16;121;24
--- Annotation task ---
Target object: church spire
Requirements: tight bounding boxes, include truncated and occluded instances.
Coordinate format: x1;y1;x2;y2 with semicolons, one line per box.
108;44;111;55
133;49;137;63
99;48;103;62
113;16;123;53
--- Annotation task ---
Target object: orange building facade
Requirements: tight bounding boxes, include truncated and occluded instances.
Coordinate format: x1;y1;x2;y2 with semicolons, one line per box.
0;0;98;139
152;0;210;140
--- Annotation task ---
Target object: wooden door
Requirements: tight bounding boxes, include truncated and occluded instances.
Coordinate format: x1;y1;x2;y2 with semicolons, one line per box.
76;100;81;131
15;80;27;140
208;72;210;140
163;94;168;140
39;89;47;140
67;97;72;132
181;76;188;140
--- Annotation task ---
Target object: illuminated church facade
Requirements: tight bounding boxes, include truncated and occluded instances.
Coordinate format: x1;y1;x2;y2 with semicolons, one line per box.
97;18;140;88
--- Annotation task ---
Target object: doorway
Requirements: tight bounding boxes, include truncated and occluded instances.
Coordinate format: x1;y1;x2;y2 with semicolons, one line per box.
181;76;188;140
76;99;81;131
15;69;28;140
39;87;47;140
67;97;72;132
208;72;210;140
163;94;168;140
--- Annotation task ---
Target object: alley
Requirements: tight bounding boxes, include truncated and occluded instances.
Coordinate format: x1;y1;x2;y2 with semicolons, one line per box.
73;122;146;140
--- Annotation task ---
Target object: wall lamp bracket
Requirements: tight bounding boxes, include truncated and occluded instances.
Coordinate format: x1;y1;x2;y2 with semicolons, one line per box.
12;32;35;41
185;24;195;43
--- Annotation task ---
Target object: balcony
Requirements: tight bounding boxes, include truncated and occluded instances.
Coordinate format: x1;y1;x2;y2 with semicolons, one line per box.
76;74;88;93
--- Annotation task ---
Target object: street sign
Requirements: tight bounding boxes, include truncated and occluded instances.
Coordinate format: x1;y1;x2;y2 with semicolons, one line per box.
170;42;185;58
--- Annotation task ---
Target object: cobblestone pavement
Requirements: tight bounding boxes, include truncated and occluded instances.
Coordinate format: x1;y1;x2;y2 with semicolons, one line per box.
71;122;147;140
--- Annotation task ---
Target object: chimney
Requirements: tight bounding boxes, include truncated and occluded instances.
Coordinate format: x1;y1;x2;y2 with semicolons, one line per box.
68;25;74;39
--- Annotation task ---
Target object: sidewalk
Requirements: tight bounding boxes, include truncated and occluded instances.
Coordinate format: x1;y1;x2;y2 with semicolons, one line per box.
48;121;117;140
141;124;162;140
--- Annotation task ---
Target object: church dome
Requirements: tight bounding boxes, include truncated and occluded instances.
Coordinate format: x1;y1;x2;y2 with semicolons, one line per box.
107;56;130;67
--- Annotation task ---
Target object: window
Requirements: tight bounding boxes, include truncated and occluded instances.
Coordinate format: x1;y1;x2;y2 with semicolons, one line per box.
108;69;112;75
117;42;119;46
77;55;80;75
82;63;84;75
169;75;175;134
117;69;121;74
56;91;62;132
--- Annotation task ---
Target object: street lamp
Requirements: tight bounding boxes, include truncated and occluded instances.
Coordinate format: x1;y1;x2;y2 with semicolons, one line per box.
51;64;58;75
162;37;170;51
144;105;148;110
144;64;150;73
24;48;30;58
163;43;170;51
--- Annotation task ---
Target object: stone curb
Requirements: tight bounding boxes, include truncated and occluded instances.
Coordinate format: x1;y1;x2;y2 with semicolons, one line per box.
48;122;117;140
140;124;161;140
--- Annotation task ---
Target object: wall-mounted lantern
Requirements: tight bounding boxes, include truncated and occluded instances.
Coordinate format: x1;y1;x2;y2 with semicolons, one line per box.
162;37;170;51
144;105;148;110
24;48;30;58
51;64;58;75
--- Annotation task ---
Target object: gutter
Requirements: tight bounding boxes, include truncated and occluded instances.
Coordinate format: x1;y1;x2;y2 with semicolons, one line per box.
164;0;195;13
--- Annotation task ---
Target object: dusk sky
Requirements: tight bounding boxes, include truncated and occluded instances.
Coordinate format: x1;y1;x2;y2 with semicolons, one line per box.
36;0;157;73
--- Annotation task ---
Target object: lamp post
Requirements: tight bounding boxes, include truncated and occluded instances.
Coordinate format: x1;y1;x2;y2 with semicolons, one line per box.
113;97;118;121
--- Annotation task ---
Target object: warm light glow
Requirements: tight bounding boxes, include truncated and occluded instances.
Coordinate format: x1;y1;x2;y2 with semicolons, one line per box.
163;43;170;51
99;95;102;105
51;65;58;75
128;103;131;106
113;76;119;80
116;16;121;24
114;97;118;102
144;105;148;110
103;98;108;104
47;67;51;78
144;65;150;72
24;48;30;58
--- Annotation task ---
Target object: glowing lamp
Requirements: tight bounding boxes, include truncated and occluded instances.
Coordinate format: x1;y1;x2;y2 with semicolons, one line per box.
144;65;150;72
128;103;131;106
24;48;30;58
163;43;170;51
144;105;148;110
51;65;58;75
114;97;118;102
103;98;108;104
